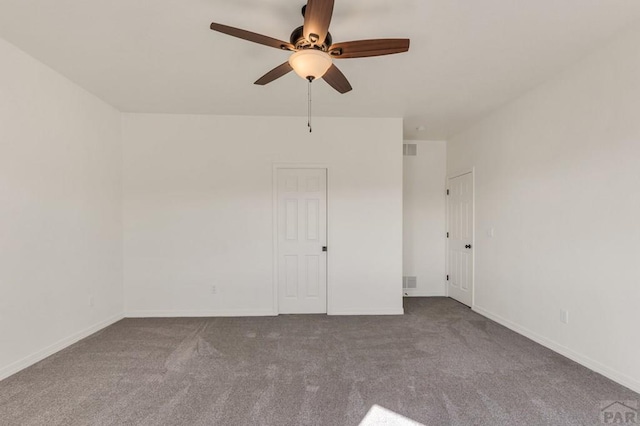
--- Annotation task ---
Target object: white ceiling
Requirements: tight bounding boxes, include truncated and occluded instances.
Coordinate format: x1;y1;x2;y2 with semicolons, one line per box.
1;0;640;139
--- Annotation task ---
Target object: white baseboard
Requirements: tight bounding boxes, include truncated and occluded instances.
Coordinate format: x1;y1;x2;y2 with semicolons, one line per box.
473;304;640;394
403;292;446;297
128;309;406;317
0;313;124;382
125;309;277;318
328;309;404;316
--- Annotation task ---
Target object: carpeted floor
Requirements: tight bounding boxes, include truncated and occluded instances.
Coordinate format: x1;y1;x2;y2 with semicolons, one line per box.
0;297;637;425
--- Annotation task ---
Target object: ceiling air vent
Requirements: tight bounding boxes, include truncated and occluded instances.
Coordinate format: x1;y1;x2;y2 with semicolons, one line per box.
403;144;417;156
403;276;417;289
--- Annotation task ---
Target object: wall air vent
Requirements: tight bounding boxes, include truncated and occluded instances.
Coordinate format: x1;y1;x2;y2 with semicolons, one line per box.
402;276;417;289
403;144;417;156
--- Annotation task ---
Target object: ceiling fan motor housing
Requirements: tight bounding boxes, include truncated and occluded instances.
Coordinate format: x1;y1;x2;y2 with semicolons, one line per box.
290;25;332;51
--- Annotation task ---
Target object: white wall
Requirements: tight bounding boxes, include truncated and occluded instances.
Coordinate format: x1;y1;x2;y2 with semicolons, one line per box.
0;38;123;380
122;114;403;316
403;140;447;297
447;25;640;393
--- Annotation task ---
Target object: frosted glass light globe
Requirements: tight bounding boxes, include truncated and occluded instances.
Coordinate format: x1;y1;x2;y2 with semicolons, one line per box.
289;49;333;81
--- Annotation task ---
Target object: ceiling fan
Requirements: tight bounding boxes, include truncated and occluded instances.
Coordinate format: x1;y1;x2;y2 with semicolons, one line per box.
209;0;410;94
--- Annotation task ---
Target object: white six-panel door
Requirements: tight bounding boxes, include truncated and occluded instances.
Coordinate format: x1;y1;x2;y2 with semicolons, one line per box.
447;172;474;307
277;169;327;314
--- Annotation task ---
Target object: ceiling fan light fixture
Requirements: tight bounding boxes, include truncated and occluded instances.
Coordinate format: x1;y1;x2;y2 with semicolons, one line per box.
289;49;333;81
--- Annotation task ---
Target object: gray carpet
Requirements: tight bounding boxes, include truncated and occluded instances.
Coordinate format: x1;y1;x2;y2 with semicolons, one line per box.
0;298;637;425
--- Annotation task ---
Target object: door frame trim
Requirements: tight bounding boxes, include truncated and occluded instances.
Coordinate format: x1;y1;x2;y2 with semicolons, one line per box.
272;163;329;315
445;167;475;308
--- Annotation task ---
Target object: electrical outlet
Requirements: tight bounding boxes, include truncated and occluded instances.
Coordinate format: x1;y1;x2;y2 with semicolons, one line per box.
210;285;217;295
560;309;569;324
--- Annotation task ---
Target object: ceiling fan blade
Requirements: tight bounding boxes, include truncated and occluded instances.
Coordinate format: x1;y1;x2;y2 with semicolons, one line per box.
322;64;352;94
254;62;294;85
210;22;294;51
303;0;334;46
329;39;410;59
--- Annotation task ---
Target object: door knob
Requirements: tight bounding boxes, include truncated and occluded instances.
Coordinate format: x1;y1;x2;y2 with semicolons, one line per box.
465;244;472;249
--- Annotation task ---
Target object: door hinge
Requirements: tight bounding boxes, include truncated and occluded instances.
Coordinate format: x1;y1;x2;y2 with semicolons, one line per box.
446;275;449;281
446;232;449;238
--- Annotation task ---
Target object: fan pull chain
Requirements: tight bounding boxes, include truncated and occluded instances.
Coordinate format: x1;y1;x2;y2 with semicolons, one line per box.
307;79;312;133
